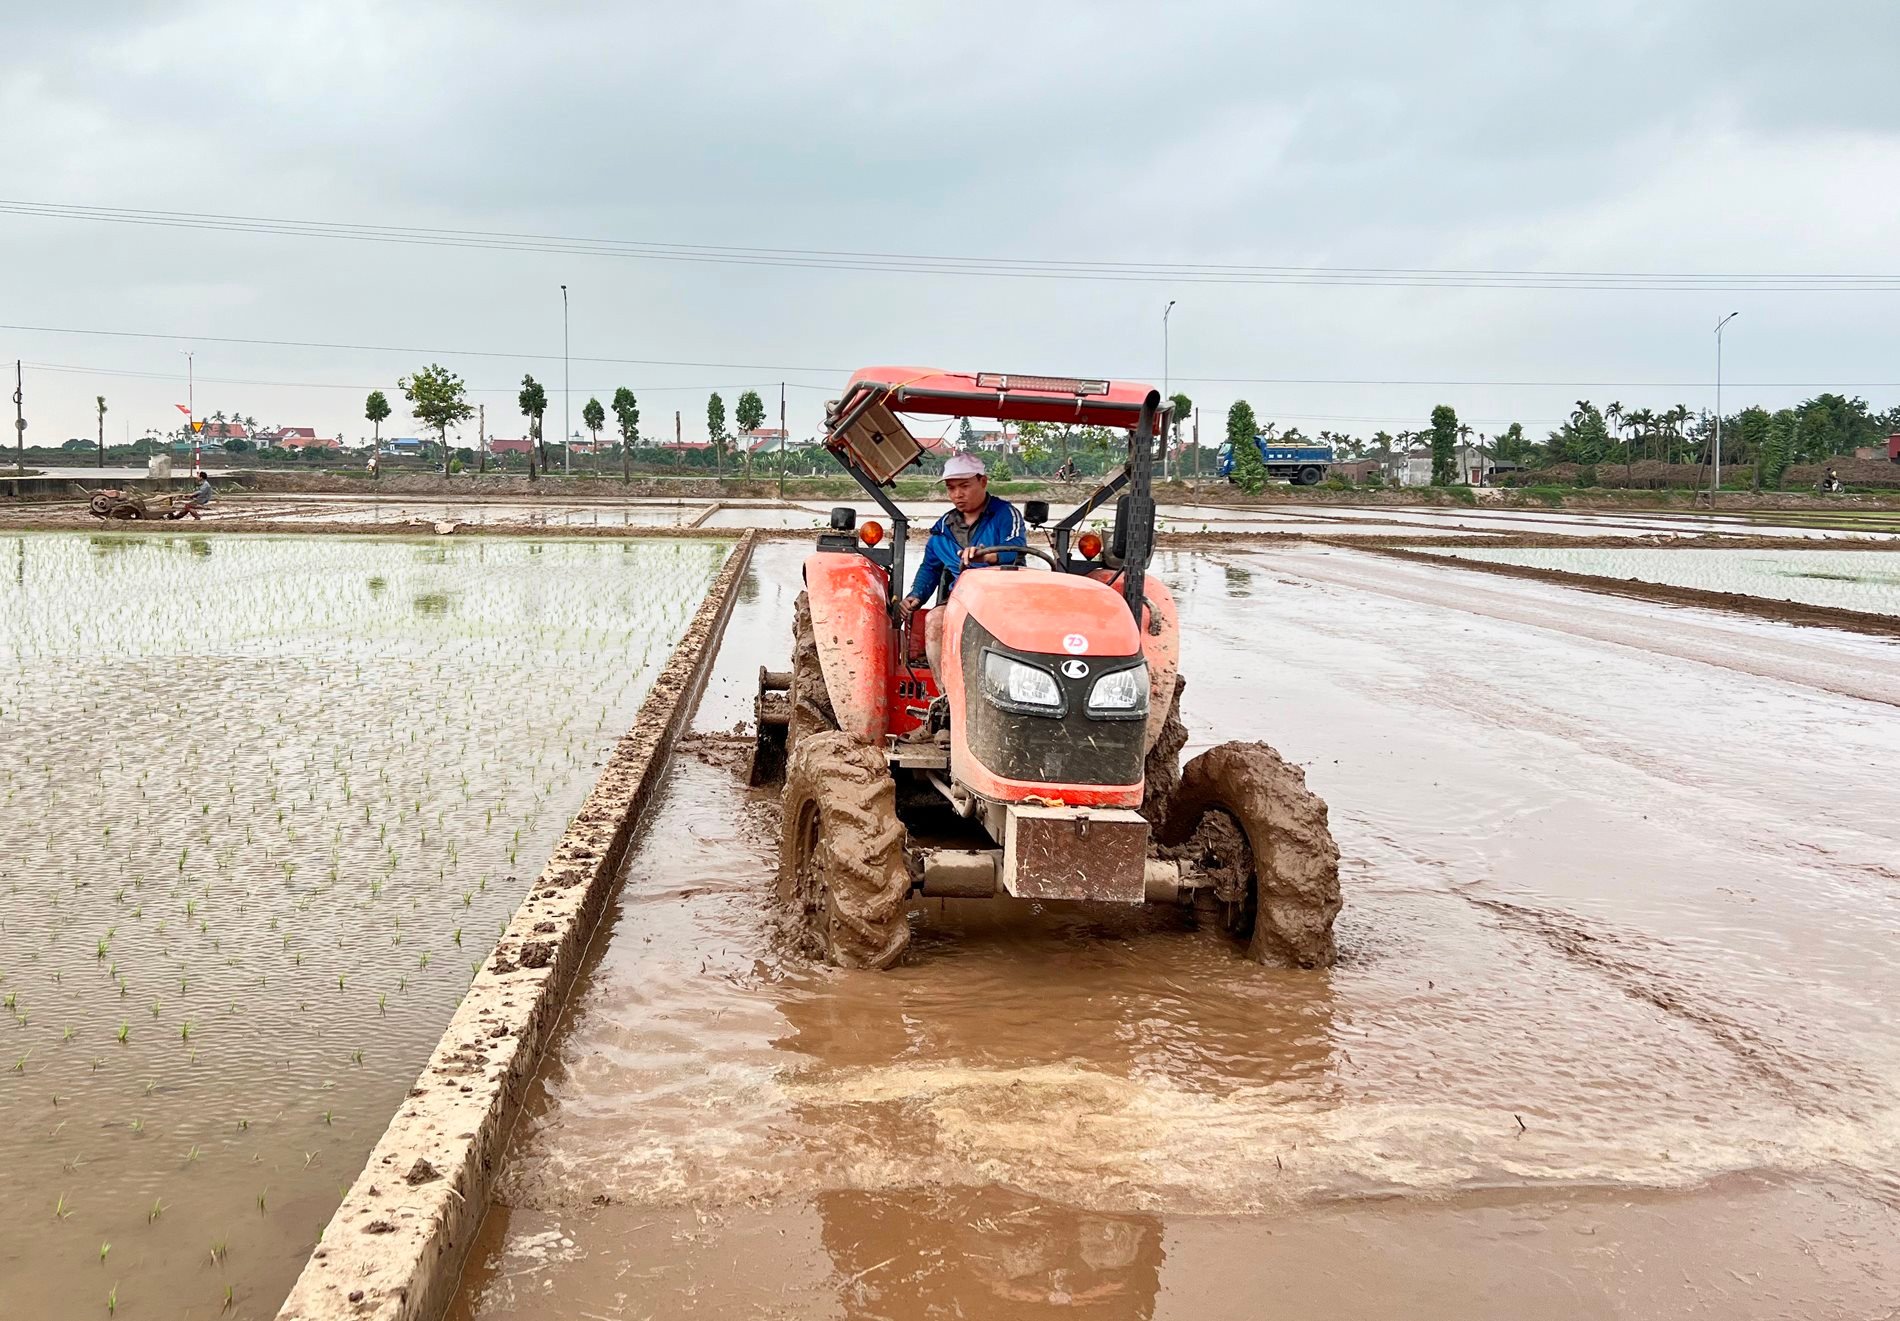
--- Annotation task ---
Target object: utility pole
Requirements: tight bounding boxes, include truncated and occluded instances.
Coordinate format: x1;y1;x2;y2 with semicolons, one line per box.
1161;300;1176;481
778;381;786;501
182;350;198;474
478;403;486;475
13;360;23;478
561;285;570;478
1713;311;1738;506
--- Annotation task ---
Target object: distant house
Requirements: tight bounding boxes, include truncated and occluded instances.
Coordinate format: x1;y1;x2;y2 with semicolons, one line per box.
261;426;339;452
967;427;1019;454
383;436;425;456
738;427;788;452
486;437;532;456
197;420;249;441
1401;446;1487;486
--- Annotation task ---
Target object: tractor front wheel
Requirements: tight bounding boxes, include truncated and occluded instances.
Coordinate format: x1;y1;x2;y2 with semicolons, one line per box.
779;731;911;969
1160;741;1340;967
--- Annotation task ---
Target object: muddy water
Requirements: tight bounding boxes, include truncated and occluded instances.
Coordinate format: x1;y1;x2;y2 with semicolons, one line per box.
0;532;725;1320
449;544;1900;1318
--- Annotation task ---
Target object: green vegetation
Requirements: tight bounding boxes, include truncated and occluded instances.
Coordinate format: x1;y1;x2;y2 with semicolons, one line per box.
365;390;391;449
1227;400;1266;494
398;365;472;468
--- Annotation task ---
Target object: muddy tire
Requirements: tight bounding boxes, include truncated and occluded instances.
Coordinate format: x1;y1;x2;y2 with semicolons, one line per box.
1160;741;1340;968
788;591;837;761
1140;673;1188;826
780;731;911;969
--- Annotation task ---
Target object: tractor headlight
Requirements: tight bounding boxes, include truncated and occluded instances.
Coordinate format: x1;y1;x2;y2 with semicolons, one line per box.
982;651;1064;716
1087;663;1149;718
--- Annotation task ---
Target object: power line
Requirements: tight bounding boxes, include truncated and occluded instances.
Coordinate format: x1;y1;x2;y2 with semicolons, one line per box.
21;361;794;395
0;322;846;374
6;199;1900;292
8;324;1899;392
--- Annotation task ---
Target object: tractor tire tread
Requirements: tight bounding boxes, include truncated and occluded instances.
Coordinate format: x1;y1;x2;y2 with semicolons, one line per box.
782;731;911;970
1162;740;1341;968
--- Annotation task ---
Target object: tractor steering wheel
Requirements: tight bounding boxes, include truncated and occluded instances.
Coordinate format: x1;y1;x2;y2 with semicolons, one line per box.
966;543;1060;571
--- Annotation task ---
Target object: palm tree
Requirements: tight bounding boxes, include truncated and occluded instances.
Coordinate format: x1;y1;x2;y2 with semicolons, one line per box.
1604;401;1625;480
1626;408;1656;488
1456;422;1474;483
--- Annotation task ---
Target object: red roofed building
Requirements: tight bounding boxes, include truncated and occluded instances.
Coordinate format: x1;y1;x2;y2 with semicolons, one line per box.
487;437;533;455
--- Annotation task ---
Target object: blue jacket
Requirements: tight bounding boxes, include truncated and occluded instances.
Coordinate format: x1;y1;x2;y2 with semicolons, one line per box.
907;495;1026;603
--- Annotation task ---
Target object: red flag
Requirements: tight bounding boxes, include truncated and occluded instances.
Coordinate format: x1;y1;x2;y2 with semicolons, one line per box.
175;404;191;415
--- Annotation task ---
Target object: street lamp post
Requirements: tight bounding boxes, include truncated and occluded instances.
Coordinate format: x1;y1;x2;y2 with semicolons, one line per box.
1161;300;1176;481
561;285;570;477
1713;311;1738;504
183;350;198;474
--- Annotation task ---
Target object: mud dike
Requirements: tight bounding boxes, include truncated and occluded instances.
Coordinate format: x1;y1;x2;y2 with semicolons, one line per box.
274;532;757;1321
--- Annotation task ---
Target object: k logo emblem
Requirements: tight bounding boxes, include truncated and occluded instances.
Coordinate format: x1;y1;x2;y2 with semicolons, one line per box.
1060;659;1090;680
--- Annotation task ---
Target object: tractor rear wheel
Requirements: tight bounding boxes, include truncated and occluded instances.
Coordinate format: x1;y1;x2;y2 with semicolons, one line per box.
780;731;911;969
1160;741;1340;967
789;591;837;761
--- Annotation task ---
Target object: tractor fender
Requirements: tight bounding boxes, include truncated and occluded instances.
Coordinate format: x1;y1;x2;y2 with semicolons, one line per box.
802;551;891;745
1089;570;1180;757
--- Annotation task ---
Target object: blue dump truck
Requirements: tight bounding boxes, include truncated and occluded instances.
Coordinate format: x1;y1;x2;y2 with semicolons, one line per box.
1217;435;1335;485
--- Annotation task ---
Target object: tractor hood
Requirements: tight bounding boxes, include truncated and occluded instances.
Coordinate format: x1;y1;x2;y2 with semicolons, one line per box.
950;569;1140;658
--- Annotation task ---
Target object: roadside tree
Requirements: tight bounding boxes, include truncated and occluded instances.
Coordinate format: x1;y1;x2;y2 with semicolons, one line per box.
365;391;391;451
612;387;640;484
582;396;606;474
1226;400;1266;494
399;363;474;470
518;375;548;480
736;389;765;479
1428;404;1459;485
707;393;729;475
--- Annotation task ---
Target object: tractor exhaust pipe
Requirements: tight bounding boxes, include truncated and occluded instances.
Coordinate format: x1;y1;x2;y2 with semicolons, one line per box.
1122;389;1161;624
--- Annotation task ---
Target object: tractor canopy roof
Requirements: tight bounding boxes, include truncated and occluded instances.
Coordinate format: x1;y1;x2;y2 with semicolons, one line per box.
826;367;1164;482
835;367;1163;432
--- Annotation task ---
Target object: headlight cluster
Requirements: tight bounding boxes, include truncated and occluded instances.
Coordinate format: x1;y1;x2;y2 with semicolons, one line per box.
983;651;1064;714
1087;663;1148;717
979;652;1148;720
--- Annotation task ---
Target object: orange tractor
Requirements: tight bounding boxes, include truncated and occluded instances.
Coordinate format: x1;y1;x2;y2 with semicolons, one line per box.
750;368;1339;970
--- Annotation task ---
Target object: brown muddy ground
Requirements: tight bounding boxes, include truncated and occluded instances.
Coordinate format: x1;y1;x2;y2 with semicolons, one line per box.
445;544;1900;1320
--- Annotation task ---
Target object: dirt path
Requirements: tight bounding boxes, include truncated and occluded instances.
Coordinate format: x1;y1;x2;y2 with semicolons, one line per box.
442;545;1900;1320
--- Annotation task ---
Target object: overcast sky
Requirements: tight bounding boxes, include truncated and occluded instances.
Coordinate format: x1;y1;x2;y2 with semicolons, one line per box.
4;0;1898;450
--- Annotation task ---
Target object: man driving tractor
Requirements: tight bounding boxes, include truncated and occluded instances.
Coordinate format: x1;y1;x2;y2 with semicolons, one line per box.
899;452;1027;675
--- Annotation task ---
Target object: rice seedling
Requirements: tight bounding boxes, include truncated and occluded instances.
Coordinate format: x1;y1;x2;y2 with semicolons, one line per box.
99;1242;109;1263
54;1192;74;1219
2;535;719;1300
107;1284;118;1315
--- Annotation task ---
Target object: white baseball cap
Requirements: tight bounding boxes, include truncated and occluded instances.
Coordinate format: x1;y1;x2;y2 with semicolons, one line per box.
941;452;987;480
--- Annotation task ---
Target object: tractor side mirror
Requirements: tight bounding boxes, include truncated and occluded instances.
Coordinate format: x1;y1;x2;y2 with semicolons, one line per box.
829;506;857;531
1023;500;1049;527
1111;496;1130;559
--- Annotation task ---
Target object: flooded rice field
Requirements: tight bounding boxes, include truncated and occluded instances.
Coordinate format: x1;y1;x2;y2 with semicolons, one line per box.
1427;545;1900;615
0;531;725;1320
452;542;1900;1320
